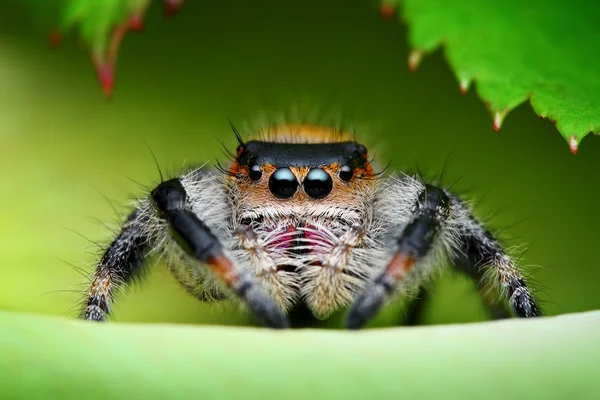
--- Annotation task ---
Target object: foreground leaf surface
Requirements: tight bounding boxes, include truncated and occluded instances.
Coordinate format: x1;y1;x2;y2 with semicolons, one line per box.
2;311;599;399
393;0;600;151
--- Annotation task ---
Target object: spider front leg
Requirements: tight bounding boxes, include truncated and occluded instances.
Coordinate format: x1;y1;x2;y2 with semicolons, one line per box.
152;178;289;328
83;177;289;329
346;184;452;329
345;181;541;329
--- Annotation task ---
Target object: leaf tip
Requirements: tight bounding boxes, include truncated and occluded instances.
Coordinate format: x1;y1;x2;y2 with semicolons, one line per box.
164;0;185;18
459;79;470;94
128;13;145;32
379;2;397;20
569;136;579;155
493;111;504;132
92;58;115;99
408;50;423;71
49;30;62;47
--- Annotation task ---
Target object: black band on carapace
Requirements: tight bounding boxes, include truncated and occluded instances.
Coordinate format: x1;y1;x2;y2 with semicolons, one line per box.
237;141;367;168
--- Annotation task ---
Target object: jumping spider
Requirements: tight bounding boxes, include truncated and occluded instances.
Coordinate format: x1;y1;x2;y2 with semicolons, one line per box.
83;125;541;328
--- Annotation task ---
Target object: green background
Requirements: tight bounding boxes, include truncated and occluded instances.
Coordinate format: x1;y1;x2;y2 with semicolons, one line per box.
1;0;599;328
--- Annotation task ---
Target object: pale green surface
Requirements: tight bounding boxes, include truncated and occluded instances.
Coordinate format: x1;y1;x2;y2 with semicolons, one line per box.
394;0;600;146
1;310;599;399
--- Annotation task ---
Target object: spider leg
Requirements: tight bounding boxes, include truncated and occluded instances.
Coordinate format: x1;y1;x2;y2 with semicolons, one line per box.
83;177;289;329
150;178;289;329
449;261;511;320
346;184;451;329
449;195;541;319
82;209;149;322
403;286;430;326
345;180;541;329
403;268;511;326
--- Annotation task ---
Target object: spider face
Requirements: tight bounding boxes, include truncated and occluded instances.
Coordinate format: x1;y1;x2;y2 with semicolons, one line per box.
82;124;542;329
228;127;375;226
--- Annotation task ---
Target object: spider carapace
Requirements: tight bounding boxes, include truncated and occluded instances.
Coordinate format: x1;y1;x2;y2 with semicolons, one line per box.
83;125;541;328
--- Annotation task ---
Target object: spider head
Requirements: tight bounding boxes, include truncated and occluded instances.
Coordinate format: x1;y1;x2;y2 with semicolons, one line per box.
227;125;376;221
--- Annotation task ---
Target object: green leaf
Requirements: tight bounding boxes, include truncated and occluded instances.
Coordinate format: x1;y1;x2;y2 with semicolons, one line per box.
384;0;600;153
60;0;136;51
2;311;599;399
29;0;183;97
54;0;151;97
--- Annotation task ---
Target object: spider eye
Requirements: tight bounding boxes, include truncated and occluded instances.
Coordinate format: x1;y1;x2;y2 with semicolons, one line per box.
339;165;353;181
304;168;333;199
249;164;262;181
269;168;298;199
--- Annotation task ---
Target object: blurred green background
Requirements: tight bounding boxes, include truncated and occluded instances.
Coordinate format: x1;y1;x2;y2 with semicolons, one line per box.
1;0;598;328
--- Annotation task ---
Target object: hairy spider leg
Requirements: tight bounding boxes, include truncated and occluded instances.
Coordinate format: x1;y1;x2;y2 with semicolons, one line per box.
403;272;510;326
449;194;542;318
83;209;149;321
402;286;431;326
152;178;289;328
83;178;289;329
346;184;451;329
345;183;542;329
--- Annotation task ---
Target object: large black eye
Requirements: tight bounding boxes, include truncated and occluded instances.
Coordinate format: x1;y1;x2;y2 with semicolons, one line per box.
339;165;353;181
304;168;333;199
269;168;298;199
249;164;262;181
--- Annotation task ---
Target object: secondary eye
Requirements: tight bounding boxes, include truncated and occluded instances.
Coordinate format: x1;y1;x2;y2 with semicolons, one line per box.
304;168;333;199
249;164;262;181
268;168;298;199
339;165;353;181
